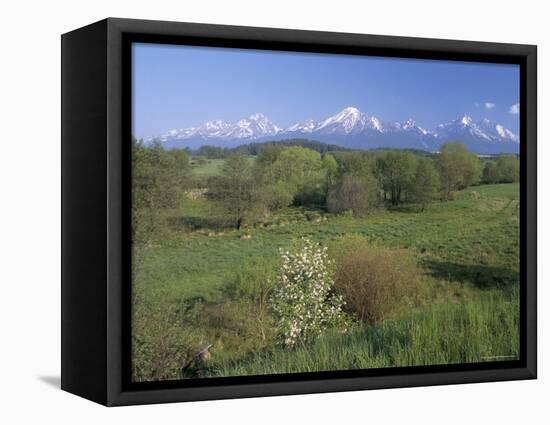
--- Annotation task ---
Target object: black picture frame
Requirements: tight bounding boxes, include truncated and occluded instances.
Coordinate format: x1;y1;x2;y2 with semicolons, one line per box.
61;17;537;406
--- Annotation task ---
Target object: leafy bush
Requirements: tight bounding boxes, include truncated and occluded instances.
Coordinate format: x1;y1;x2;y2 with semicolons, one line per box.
409;158;440;210
436;141;481;200
327;173;380;216
207;154;262;229
132;295;200;381
376;150;417;205
495;155;520;183
224;257;278;343
258;181;295;211
482;156;519;184
333;237;424;324
270;239;349;347
132;140;191;246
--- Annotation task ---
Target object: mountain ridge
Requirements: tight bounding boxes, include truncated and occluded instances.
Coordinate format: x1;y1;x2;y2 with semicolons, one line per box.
150;106;519;154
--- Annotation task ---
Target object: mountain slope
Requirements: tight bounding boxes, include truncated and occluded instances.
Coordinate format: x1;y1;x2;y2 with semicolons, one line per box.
151;107;519;154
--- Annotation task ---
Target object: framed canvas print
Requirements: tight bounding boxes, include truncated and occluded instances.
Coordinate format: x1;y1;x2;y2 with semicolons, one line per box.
61;18;537;406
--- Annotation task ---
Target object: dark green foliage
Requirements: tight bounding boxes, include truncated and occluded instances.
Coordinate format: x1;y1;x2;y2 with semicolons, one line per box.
326;173;380;216
194;145;232;158
482;161;499;184
195;139;350;158
376;151;418;205
208;154;261;229
332;151;376;179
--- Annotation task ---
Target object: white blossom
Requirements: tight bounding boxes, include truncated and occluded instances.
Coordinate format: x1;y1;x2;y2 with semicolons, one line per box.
270;239;348;347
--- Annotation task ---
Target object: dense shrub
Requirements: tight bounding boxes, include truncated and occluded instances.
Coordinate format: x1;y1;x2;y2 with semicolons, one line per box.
326;173;380;216
270;239;349;347
258;181;296;211
224;258;278;343
409;158;440;210
207;154;262;229
132;295;199;381
132;140;191;246
495;156;520;182
333;238;424;324
482;156;520;184
376;151;417;205
436;142;481;200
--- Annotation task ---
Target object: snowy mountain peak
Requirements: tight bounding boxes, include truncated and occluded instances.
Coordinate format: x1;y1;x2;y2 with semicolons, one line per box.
228;113;282;139
340;106;362;115
317;106;368;134
201;120;231;130
287;119;317;133
461;115;474;126
495;124;520;143
436;115;519;147
152;109;519;154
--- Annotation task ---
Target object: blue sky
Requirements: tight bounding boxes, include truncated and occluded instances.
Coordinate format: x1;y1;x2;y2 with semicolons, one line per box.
132;43;520;140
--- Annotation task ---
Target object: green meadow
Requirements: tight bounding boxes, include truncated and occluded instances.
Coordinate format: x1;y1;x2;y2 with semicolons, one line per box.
131;145;520;381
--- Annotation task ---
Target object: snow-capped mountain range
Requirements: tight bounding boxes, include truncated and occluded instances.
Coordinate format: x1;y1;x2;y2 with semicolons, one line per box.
152;106;519;154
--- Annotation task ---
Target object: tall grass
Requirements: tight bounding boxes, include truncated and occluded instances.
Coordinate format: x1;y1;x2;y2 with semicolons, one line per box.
210;286;519;377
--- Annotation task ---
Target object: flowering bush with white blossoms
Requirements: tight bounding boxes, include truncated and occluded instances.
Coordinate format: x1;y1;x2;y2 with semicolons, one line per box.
270;239;348;347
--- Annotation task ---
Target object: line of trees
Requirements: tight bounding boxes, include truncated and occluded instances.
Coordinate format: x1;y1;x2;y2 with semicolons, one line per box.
208;146;332;228
482;155;520;184
194;139;350;158
132;138;520;233
208;141;519;226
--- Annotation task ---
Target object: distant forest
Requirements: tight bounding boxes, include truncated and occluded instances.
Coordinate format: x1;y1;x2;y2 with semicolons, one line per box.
190;139;435;159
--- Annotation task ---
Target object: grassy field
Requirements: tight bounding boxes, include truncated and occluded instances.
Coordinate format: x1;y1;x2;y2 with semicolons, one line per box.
132;158;520;381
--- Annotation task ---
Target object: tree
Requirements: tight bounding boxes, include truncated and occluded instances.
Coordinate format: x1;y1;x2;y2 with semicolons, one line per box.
436;142;480;200
482;161;499;184
132;140;191;246
322;153;338;188
255;144;284;170
257;180;295;211
495;155;520;183
333;151;375;179
270;239;348;347
327;173;380;217
482;155;519;184
376;151;417;205
252;146;291;210
208;155;259;229
409;159;440;210
255;146;325;208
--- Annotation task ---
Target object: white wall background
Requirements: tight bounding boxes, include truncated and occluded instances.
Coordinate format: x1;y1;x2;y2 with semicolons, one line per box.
0;0;546;422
